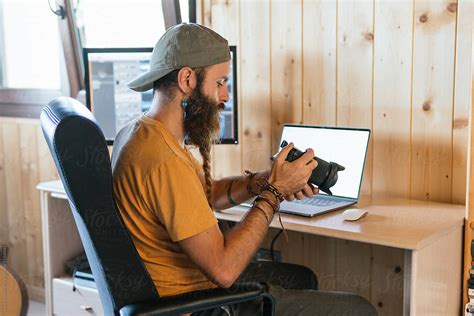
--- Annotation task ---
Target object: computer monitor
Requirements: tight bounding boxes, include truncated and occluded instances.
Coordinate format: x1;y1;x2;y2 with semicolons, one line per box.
83;46;238;145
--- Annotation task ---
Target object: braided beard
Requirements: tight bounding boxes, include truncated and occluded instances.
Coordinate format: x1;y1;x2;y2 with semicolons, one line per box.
184;82;224;207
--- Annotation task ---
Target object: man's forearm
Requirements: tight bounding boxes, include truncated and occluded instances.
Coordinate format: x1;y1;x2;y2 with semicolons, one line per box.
218;192;275;287
212;171;270;210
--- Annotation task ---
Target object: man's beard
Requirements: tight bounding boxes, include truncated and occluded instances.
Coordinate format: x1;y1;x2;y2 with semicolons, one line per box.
184;86;224;150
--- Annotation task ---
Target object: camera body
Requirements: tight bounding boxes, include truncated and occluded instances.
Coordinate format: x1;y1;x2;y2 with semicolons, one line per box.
280;140;345;195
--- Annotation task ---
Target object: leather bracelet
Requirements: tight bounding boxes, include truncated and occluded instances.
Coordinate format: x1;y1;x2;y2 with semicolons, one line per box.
255;196;288;242
244;170;258;196
255;195;280;213
261;181;285;203
252;204;271;224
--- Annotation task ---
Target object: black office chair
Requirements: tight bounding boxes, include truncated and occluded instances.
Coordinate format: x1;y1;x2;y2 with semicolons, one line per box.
40;97;275;315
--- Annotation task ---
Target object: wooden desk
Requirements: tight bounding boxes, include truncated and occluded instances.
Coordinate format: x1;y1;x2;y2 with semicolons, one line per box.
220;198;464;251
38;180;464;316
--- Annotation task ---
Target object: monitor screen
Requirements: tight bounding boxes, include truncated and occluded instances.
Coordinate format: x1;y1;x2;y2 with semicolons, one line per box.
83;46;238;145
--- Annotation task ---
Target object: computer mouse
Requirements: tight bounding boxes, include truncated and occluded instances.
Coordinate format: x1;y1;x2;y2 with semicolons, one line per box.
342;208;368;221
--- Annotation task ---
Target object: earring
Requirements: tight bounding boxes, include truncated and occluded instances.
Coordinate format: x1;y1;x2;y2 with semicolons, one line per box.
181;98;188;119
181;98;188;109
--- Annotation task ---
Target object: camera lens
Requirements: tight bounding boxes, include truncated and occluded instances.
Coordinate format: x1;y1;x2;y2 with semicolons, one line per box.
280;140;345;195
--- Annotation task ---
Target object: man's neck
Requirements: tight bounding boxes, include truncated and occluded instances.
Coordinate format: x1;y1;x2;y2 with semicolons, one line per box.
146;94;186;146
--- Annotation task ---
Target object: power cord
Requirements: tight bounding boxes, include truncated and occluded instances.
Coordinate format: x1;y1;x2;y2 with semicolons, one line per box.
48;0;66;19
270;230;283;262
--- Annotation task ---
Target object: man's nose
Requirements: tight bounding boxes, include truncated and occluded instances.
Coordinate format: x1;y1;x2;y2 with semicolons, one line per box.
220;87;230;103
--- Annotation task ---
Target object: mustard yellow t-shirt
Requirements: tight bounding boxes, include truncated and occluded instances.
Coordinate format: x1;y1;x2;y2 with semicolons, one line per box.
111;114;218;297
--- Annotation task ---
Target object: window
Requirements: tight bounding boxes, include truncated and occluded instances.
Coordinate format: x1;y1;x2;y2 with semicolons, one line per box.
0;0;63;89
0;0;194;117
73;0;190;48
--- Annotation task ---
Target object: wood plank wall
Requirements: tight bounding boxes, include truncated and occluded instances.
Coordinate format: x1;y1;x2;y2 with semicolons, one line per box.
205;0;471;205
461;0;474;307
202;0;472;314
0;117;58;299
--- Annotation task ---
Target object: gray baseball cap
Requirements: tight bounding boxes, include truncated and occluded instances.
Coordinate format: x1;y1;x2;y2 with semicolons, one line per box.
127;23;231;92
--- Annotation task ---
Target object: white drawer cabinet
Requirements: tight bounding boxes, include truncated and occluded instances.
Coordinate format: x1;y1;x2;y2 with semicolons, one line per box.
52;278;103;316
38;180;106;315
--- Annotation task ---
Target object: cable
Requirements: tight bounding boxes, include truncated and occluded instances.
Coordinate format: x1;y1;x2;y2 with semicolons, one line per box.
270;230;283;262
48;0;66;19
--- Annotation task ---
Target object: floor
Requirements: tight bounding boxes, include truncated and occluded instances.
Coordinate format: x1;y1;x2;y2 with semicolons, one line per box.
26;300;46;316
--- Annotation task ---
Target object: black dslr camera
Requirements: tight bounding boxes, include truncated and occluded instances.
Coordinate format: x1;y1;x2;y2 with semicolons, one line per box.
278;140;345;195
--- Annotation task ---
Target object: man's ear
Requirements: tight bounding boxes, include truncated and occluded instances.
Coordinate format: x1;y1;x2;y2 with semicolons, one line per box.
177;67;197;94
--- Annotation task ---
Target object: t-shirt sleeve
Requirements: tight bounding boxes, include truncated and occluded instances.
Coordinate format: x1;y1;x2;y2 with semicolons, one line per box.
143;155;217;242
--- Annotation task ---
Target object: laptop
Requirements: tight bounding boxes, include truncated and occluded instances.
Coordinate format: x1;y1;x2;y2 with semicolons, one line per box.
276;124;371;217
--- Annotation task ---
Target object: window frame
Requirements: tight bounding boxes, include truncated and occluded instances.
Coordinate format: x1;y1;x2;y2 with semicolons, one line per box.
0;0;70;118
0;0;197;118
162;0;182;29
0;89;62;118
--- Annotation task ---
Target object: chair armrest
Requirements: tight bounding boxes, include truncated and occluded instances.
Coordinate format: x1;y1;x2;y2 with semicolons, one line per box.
120;282;274;316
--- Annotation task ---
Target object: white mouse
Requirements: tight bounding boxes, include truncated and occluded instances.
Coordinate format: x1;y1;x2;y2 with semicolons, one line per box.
342;208;368;221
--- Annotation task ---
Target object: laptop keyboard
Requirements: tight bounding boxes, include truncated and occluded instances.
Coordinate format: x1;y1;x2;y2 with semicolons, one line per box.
293;196;339;206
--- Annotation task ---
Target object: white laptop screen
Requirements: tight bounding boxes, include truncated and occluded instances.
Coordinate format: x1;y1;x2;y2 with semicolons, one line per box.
279;125;370;199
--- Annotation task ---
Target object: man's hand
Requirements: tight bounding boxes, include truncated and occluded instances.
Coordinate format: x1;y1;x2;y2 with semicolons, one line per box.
268;142;318;196
285;183;319;201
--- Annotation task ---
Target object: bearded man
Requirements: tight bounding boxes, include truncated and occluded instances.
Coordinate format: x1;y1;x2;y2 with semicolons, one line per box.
111;23;377;316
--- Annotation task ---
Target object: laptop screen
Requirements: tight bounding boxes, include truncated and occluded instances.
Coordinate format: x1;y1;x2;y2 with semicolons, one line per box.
279;125;370;199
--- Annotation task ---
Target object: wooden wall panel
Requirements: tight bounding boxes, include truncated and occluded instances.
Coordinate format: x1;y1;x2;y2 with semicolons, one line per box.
337;0;374;197
462;0;474;307
2;121;27;278
452;0;472;204
201;0;470;311
303;234;337;291
372;0;413;199
0;117;58;297
240;0;272;172
410;0;457;203
335;1;374;304
302;0;337;125
203;0;469;206
0;121;7;243
19;123;43;288
201;0;212;28
209;0;242;178
371;245;405;315
270;0;302;153
411;227;462;315
335;240;372;299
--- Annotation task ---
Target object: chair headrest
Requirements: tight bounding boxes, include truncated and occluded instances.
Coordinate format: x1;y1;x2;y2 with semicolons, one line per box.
41;96;98;138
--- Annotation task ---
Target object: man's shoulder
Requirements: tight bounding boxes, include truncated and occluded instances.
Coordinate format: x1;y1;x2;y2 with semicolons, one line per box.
112;119;194;175
112;119;175;171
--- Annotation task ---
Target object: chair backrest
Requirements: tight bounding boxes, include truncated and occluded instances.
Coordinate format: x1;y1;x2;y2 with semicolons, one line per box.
40;97;159;315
